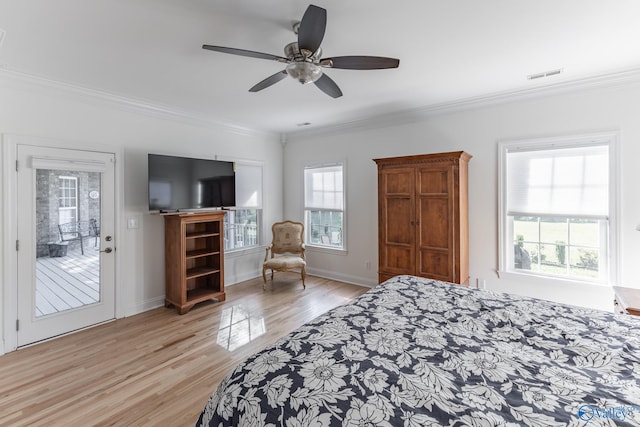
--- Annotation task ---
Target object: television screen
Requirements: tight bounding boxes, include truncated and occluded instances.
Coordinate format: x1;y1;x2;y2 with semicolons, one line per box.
148;154;236;211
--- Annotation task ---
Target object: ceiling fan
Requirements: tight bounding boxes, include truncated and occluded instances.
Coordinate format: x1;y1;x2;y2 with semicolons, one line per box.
202;4;400;98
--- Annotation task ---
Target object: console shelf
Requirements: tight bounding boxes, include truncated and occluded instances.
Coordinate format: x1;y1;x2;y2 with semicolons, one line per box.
164;212;226;314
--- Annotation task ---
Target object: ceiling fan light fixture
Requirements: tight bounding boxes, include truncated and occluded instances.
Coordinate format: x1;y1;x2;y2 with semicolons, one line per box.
286;61;322;84
202;5;399;97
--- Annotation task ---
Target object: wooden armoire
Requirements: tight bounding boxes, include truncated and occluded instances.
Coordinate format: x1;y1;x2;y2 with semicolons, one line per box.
374;151;471;285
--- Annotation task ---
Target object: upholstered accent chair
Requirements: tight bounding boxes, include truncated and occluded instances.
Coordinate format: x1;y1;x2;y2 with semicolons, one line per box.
262;221;306;289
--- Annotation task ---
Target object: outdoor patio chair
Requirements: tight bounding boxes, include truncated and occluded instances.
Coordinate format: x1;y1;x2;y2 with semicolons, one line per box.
58;220;93;255
89;218;100;247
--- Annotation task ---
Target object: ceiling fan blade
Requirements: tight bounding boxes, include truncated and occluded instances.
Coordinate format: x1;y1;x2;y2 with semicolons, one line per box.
314;73;343;98
249;70;288;92
297;5;326;54
320;56;400;70
202;45;288;62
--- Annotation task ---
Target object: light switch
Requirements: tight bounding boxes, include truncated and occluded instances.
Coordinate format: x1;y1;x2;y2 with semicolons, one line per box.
127;217;139;229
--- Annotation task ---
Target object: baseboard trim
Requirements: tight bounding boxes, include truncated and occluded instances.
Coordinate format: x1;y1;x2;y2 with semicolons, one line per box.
125;296;165;317
122;271;260;317
122;269;371;318
225;270;261;286
306;267;377;288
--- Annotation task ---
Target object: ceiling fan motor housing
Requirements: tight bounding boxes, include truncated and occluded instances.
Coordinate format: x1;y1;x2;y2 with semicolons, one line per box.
284;42;323;84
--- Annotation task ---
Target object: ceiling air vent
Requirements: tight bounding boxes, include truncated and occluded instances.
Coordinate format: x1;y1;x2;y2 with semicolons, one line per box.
527;68;563;80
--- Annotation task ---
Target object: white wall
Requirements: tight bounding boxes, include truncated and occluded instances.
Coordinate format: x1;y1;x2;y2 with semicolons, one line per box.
0;72;283;351
3;70;640;353
285;81;640;311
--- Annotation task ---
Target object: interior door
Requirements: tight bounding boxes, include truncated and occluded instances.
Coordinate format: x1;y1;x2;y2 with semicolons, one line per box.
16;145;116;347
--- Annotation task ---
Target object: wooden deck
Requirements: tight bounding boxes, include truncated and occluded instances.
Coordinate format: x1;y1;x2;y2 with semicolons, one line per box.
35;246;100;317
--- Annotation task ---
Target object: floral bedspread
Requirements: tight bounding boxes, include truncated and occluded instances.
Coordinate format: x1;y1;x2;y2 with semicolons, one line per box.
197;275;640;426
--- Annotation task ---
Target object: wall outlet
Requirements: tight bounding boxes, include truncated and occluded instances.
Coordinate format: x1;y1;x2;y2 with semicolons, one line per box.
476;278;487;290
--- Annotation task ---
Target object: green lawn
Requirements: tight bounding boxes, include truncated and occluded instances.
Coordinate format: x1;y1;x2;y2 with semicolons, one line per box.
513;218;601;278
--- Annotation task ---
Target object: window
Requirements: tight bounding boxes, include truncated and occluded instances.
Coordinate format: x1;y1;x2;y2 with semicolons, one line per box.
304;163;345;249
224;208;260;251
499;134;616;283
224;162;262;252
58;176;78;224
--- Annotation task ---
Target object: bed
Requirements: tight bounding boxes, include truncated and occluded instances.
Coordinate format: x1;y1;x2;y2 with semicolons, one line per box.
196;275;640;426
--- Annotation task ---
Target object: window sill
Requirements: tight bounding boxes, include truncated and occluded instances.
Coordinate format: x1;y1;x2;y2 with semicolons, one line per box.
497;270;610;288
225;246;264;258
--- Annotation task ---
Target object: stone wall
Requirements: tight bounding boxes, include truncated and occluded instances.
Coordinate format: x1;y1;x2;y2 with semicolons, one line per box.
35;170;101;257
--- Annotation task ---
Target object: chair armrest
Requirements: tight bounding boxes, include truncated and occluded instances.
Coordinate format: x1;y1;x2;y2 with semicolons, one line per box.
264;244;273;261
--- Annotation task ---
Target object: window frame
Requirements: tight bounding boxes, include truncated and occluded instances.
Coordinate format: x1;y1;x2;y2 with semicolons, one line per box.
498;131;619;285
303;162;347;252
221;159;263;253
58;175;78;224
224;208;261;252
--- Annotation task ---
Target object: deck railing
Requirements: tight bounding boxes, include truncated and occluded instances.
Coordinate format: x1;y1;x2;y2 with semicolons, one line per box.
225;222;258;250
309;224;342;247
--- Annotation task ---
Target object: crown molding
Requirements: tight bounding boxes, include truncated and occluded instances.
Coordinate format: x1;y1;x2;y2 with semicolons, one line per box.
286;66;640;140
3;64;640;142
0;67;277;139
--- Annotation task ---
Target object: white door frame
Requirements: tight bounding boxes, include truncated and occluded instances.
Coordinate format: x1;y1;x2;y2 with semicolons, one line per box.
2;134;124;354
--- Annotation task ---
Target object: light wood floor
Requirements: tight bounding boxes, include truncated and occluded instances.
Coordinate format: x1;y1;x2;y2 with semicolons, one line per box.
0;274;369;427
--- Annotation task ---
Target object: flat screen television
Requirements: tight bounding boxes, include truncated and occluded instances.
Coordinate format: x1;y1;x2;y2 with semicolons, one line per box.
148;154;236;212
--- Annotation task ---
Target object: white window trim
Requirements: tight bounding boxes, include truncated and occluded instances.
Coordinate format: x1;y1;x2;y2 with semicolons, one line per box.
58;175;78;224
224;208;261;253
303;161;347;252
498;131;619;286
215;157;264;253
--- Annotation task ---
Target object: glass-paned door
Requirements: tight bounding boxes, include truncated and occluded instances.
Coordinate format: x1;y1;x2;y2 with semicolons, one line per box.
16;145;115;347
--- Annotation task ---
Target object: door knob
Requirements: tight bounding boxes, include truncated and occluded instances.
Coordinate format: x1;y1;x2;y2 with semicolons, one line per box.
105;235;112;242
101;247;113;254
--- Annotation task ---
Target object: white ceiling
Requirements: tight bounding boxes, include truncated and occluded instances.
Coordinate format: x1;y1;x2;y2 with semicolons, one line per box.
2;0;640;135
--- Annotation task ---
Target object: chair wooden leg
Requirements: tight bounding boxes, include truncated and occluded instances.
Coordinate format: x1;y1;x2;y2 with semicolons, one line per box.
80;237;84;255
262;267;267;290
301;267;306;289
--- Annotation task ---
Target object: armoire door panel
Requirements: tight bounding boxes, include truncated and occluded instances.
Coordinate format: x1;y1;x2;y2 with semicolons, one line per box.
383;245;414;273
417;168;449;194
418;249;451;280
418;198;449;248
385;198;413;244
383;169;413;195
